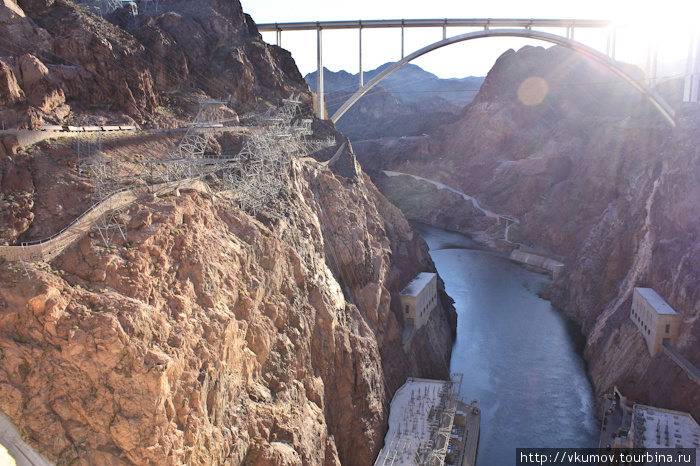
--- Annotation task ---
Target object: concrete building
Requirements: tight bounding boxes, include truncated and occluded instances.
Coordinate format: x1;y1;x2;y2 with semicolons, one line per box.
400;272;438;330
630;287;681;357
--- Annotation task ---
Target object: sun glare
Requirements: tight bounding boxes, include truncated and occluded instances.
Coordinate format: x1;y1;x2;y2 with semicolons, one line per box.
611;0;699;63
518;77;549;106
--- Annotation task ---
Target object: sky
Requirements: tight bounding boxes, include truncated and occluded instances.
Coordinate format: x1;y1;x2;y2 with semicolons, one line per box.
240;0;698;80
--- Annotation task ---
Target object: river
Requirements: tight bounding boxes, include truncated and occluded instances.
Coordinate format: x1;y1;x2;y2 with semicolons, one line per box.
412;222;600;465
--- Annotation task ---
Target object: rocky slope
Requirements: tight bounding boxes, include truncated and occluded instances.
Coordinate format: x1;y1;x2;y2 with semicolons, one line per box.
0;0;310;128
353;45;700;419
560;104;700;418
0;1;458;464
0;141;456;464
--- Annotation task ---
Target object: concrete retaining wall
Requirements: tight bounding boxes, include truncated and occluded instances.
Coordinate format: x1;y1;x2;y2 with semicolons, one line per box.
509;249;565;280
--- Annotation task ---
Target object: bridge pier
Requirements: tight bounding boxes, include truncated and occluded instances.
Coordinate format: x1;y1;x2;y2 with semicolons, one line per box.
646;42;659;88
606;27;616;60
401;20;405;59
316;25;325;119
359;24;363;88
684;29;700;103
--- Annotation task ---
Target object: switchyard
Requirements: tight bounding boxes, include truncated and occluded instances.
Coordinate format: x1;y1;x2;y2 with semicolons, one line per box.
374;375;480;466
601;388;700;465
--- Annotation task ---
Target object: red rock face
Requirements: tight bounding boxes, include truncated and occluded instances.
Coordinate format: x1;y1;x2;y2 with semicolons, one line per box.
570;105;700;421
354;45;700;419
0;0;311;127
0;134;35;245
0;59;25;107
0;129;456;464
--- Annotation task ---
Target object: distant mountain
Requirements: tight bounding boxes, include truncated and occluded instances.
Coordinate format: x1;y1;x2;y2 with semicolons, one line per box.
305;63;484;141
306;63;484;108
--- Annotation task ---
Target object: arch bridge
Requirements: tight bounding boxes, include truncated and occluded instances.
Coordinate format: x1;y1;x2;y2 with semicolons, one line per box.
257;19;700;127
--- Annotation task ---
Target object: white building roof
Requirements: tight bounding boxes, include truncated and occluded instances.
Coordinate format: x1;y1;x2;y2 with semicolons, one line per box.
634;404;700;453
636;288;680;315
374;378;447;465
400;272;436;297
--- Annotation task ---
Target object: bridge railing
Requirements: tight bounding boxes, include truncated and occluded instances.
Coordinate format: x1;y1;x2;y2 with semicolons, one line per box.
257;18;699;121
257;18;615;32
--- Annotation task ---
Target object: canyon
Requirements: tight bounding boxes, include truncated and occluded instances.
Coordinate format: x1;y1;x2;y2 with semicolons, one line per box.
1;0;699;463
348;45;700;421
306;64;484;142
0;0;456;464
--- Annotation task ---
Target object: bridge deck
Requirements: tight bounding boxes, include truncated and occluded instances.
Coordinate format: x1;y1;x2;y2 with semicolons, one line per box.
257;18;613;31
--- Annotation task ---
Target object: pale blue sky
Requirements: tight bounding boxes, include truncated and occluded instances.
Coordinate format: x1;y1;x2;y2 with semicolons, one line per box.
240;0;696;79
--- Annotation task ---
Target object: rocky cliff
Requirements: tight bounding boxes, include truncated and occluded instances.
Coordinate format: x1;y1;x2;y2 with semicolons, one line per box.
0;0;310;128
0;1;457;464
352;45;700;419
561;104;700;418
0;143;456;464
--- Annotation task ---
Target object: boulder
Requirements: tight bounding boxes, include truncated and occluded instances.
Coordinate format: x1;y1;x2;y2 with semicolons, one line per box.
0;58;24;106
17;54;65;113
1;161;32;194
2;134;19;155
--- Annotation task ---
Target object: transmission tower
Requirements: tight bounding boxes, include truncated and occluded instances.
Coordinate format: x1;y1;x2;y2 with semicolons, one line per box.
73;116;103;177
223;95;335;213
175;99;226;159
139;98;229;184
71;118;127;248
88;152;127;248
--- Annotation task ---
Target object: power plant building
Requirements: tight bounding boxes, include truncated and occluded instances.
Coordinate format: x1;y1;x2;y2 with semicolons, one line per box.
400;272;438;330
630;287;681;357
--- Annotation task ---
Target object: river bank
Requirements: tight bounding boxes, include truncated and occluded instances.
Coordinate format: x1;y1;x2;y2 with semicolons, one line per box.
411;222;600;465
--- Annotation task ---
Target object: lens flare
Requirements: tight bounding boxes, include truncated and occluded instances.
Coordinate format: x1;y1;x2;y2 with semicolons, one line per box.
517;76;549;106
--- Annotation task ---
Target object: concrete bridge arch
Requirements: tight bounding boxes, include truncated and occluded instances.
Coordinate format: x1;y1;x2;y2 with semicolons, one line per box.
330;28;676;126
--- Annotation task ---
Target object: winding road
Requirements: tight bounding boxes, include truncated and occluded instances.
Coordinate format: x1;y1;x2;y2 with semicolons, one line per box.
382;170;520;242
0;179;209;263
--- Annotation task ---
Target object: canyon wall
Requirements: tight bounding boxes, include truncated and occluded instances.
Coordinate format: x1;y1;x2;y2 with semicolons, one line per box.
0;135;457;465
0;0;310;128
0;1;458;464
561;104;700;417
352;45;700;419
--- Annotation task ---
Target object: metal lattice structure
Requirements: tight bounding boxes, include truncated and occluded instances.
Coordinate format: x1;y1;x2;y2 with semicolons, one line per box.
66;97;333;247
85;151;127;248
415;379;457;466
374;375;475;466
140;99;229;183
224;95;335;213
175;99;226;160
73;116;103;177
75;0;138;18
72;116;128;248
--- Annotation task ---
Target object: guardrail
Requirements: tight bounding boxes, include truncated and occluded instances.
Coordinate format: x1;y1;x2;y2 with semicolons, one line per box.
0;179;208;263
257;18;615;32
